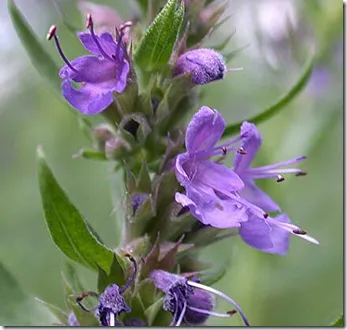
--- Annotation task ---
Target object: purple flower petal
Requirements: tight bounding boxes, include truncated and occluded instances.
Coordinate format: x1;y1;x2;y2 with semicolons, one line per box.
78;32;117;57
185;106;225;154
234;121;262;171
239;215;273;250
264;214;290;255
239;179;280;212
61;79;113;115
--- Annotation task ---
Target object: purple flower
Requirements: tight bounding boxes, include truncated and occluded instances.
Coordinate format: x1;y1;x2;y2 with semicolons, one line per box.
233;121;307;212
149;269;249;326
173;48;226;85
175;106;265;229
175;107;319;254
47;15;129;115
76;255;137;326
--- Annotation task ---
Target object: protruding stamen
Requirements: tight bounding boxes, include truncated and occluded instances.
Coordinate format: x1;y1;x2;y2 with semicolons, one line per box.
87;14;115;62
119;254;137;294
228;309;237;316
293;229;307;235
222;146;227;155
276;175;285;183
120;21;133;33
187;281;250;326
85;13;92;29
237;147;246;155
76;291;99;312
263;213;269;219
47;25;77;72
46;25;57;40
227;67;244;72
295;171;307;177
187;306;232;318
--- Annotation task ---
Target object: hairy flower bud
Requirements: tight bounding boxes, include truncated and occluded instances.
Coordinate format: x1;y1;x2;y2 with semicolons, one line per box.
173;48;226;85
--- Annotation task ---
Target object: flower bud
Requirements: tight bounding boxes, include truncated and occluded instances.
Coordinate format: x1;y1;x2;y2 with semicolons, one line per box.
67;312;79;326
105;136;130;159
92;124;114;152
173;48;226;85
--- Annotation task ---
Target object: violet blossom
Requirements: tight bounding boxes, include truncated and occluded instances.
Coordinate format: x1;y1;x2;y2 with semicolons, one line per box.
149;269;250;326
76;256;137;326
233;121;307;212
47;15;130;115
175;106;265;229
175;107;318;254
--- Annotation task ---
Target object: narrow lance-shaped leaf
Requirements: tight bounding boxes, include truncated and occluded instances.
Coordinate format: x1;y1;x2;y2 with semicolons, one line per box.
8;0;61;93
134;0;185;71
223;50;316;137
37;146;113;272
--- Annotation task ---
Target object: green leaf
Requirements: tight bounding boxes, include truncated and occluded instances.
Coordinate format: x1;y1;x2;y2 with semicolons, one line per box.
37;146;113;272
134;0;184;71
97;254;125;293
223;51;316;137
8;0;61;94
331;315;344;327
0;262;56;325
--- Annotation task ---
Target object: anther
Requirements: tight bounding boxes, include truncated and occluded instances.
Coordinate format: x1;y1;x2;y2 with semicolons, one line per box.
276;175;285;183
46;25;57;41
295;171;307;177
237;147;246;155
86;13;92;29
293;229;307;235
263;213;269;219
120;21;133;33
227;310;237;316
222;146;227;155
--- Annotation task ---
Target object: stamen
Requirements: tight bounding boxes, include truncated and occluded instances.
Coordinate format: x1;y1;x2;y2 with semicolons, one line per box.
87;14;115;62
237;147;246;154
175;301;187;326
76;291;99;312
120;21;133;33
226;67;244;72
187;306;232;318
293;229;307;235
295;171;307;177
109;312;116;326
187;281;250;326
119;254;137;294
276;175;285;183
228;309;237;316
222;146;227;155
263;213;269;219
169;293;179;326
47;25;77;72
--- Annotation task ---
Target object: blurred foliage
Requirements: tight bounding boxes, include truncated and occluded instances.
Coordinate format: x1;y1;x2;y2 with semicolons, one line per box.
0;0;342;326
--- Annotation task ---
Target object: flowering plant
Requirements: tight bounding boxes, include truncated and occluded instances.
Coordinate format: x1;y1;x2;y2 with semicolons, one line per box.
6;0;342;327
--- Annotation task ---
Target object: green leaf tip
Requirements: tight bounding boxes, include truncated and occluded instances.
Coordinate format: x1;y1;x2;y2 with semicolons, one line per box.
223;50;316;137
134;0;185;72
37;150;114;273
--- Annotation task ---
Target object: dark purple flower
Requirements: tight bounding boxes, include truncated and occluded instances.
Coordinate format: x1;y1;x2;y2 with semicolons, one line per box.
173;48;226;85
76;255;137;326
233;121;307;212
47;15;129;115
149;269;249;326
175;106;265;229
67;312;79;326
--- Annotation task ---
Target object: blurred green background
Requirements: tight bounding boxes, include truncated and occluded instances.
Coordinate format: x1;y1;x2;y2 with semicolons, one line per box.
0;0;343;326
